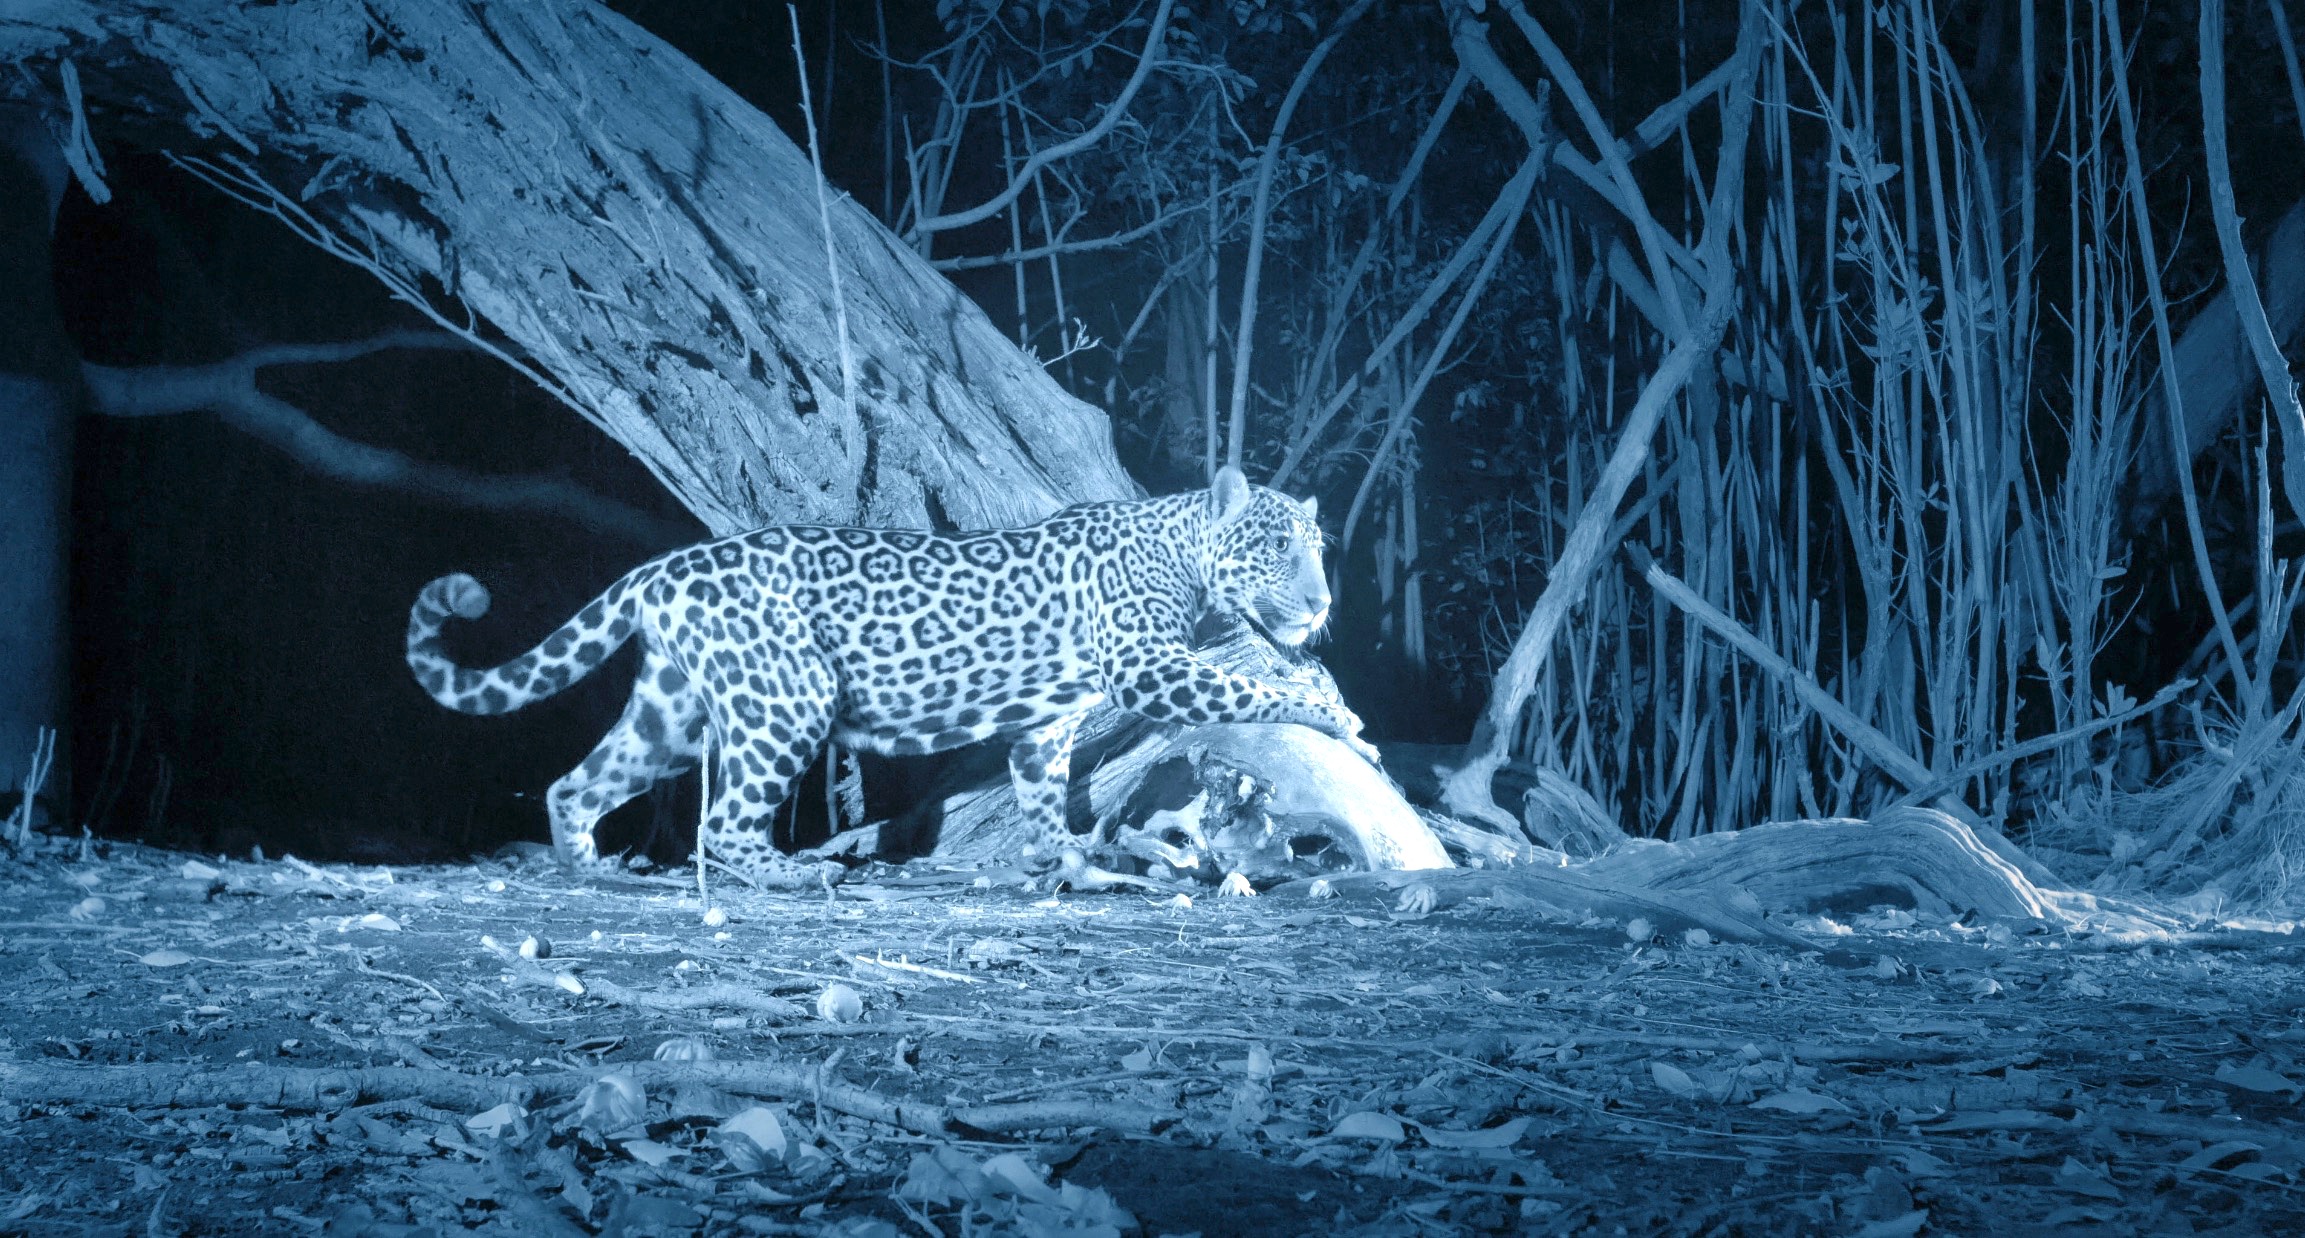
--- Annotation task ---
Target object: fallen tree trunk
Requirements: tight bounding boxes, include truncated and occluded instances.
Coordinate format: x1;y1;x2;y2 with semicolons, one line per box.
1;0;1137;534
1280;806;2131;948
1578;806;2055;921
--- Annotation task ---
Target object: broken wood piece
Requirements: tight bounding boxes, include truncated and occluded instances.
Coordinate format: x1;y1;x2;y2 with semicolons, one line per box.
1920;1106;2305;1161
558;1061;1171;1137
0;1061;531;1113
1577;806;2053;922
1126;724;1453;879
886;626;1450;884
1641;564;2067;889
1527;1031;1972;1065
587;976;806;1020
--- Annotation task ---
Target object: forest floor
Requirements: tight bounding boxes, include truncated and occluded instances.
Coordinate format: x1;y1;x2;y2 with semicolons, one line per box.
1;838;2303;1237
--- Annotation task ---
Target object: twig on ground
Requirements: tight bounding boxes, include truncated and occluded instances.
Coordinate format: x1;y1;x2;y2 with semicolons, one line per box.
355;954;446;1003
586;976;806;1021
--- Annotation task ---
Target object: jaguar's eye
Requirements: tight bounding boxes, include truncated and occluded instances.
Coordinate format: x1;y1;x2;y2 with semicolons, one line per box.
1270;533;1290;553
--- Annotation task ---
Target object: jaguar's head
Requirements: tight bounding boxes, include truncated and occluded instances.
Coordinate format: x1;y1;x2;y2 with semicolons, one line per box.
1201;466;1331;647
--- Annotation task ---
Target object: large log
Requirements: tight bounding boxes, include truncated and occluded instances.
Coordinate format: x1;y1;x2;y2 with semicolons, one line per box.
1577;806;2055;921
0;1;1138;534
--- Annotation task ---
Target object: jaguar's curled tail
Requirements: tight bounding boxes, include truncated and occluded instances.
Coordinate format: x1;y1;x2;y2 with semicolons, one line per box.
406;572;638;716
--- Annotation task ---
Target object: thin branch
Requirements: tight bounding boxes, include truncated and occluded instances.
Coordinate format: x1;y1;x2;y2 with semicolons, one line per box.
1439;1;1763;835
1888;679;2195;814
1340;169;1530;553
2103;0;2256;716
1642;560;1950;810
1224;0;1377;469
909;0;1175;237
929;200;1203;271
80;343;692;546
1497;0;1690;335
792;5;855;439
1272;151;1542;490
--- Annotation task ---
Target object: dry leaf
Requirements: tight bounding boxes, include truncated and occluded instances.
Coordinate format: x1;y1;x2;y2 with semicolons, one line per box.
137;949;194;968
653;1036;714;1062
1851;1210;1928;1238
1749;1088;1849;1114
464;1103;527;1138
1650;1060;1701;1099
575;1074;645;1131
1328;1111;1406;1142
2213;1063;2302;1100
979;1152;1056;1201
717;1106;788;1173
2178;1141;2264;1174
620;1138;682;1166
2052;1157;2121;1201
1412;1116;1532;1149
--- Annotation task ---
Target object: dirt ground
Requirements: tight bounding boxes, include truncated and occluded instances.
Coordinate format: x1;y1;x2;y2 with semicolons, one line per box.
2;837;2303;1237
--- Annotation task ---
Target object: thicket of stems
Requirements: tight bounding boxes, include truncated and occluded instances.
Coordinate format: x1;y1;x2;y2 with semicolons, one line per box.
859;0;2305;905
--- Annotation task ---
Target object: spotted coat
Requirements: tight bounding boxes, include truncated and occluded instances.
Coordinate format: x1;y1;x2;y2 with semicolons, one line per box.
405;468;1369;886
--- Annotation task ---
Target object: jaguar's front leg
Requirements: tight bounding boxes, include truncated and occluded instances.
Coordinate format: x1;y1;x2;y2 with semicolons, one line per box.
1108;643;1381;768
1006;714;1166;892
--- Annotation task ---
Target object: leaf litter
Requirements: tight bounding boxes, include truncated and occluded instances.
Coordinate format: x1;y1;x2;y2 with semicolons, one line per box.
0;838;2301;1234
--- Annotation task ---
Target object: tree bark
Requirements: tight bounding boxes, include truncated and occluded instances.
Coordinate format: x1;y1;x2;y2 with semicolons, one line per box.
0;108;75;811
0;0;1138;537
2127;199;2305;526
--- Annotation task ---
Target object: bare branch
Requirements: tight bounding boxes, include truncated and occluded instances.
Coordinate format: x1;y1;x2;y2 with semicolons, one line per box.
909;0;1176;237
1439;2;1764;835
1224;0;1377;469
929;200;1203;272
1272;152;1541;490
80;342;693;547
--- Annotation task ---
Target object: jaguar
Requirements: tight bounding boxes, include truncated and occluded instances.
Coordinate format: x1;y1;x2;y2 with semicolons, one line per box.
405;467;1375;886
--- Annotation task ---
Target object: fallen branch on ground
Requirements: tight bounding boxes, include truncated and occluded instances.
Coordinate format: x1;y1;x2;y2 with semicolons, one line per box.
0;1061;530;1113
537;1061;1173;1138
1579;806;2053;921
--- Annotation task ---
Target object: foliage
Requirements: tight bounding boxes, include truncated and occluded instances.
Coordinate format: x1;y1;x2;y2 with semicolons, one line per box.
862;0;2305;905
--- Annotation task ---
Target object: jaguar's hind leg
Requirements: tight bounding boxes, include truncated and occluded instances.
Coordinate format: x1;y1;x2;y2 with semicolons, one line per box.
545;650;706;870
681;611;846;889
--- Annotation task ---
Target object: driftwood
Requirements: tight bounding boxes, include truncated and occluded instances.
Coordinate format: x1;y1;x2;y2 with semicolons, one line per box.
0;1061;529;1114
1578;806;2055;921
1278;805;2152;952
854;626;1453;882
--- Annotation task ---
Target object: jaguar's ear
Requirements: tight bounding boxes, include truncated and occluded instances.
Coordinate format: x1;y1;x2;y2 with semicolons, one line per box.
1300;494;1319;521
1210;466;1252;527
